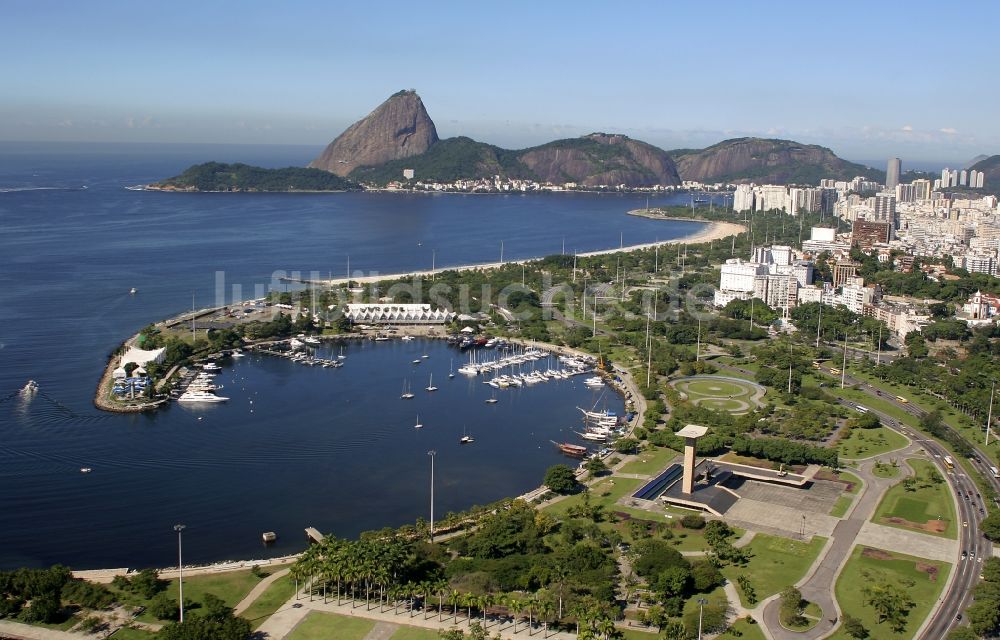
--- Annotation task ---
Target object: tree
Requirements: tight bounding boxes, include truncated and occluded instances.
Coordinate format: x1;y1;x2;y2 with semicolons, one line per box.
149;593;179;621
842;614;869;639
584;457;608;476
779;586;804;627
980;511;1000;542
543;465;578;494
862;581;913;632
158;615;251;640
946;627;979;640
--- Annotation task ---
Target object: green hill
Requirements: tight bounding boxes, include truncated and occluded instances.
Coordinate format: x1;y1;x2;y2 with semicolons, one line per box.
349;137;529;184
151;162;360;192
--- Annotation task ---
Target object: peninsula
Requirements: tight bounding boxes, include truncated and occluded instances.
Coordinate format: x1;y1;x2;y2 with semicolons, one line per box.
148;162;360;192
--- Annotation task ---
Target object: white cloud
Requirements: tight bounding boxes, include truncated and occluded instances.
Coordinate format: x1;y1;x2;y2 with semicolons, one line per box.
939;127;958;135
901;125;913;132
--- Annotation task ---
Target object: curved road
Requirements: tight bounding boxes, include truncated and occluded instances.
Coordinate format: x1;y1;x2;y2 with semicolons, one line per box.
718;360;993;638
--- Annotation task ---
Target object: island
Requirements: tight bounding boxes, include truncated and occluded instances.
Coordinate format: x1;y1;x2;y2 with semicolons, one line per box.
147;162;361;192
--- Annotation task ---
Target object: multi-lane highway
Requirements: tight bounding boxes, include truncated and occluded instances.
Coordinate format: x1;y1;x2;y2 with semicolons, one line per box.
820;366;995;639
715;358;995;637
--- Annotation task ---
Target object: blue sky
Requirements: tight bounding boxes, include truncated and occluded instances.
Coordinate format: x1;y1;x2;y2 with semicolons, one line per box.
3;0;998;164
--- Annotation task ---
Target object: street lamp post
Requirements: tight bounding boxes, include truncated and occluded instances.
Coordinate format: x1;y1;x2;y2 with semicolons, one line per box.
174;524;186;623
427;451;436;542
697;597;708;639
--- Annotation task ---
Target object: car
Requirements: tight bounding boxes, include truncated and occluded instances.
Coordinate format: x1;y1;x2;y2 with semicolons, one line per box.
963;521;968;527
962;550;968;559
980;508;986;515
956;614;963;621
971;552;976;559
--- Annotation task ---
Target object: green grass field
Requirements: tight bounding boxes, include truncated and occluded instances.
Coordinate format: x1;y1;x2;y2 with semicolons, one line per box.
724;617;768;639
239;574;296;629
837;426;909;459
873;459;956;538
673;376;762;414
829;495;853;517
618;446;679;475
286;612;375;640
108;627;157;639
722;534;827;607
388;626;442;640
830;546;950;640
117;568;266;624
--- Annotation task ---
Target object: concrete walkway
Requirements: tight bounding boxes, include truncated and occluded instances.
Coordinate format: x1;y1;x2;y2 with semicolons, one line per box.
234;568;290;616
759;444;921;640
254;593;580;640
0;620;81;640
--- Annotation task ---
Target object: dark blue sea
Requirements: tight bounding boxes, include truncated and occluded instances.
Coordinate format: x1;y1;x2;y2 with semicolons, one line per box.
0;141;707;570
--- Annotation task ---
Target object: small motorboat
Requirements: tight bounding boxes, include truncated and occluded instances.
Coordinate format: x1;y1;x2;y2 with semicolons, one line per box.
80;468;92;474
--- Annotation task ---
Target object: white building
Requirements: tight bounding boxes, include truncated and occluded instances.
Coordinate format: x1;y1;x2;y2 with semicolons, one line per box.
343;303;455;325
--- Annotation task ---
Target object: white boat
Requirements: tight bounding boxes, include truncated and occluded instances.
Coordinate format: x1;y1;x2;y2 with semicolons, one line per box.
414;414;423;429
485;390;498;404
401;379;415;400
337;346;346;360
178;391;229;403
412;358;421;364
129;287;137;295
426;374;438;392
20;380;39;396
80;467;92;474
202;362;222;372
460;425;474;444
401;335;415;341
231;349;245;358
302;336;321;345
577;431;606;441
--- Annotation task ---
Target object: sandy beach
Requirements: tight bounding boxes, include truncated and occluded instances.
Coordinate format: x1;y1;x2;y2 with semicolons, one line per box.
296;217;745;287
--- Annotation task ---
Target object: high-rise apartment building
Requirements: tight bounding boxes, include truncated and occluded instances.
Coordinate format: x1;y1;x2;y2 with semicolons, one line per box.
886;157;901;192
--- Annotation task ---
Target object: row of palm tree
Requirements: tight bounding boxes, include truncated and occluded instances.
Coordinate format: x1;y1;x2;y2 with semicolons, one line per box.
289;534;620;639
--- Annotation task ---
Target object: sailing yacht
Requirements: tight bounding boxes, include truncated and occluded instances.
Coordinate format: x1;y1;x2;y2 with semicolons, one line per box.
459;426;474;444
400;379;415;399
448;359;455;379
337;346;346;360
485;390;498;404
414;414;423;429
426;374;438;392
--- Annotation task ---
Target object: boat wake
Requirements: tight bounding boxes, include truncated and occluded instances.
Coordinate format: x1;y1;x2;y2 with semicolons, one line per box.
0;185;88;193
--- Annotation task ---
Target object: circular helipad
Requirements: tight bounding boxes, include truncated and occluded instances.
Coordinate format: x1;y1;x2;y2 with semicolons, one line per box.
672;376;765;414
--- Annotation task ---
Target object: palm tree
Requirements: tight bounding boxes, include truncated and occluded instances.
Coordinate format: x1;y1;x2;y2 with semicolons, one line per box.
536;598;555;638
596;617;616;640
448;589;463;623
479;593;494;628
435;579;448;621
507;595;523;634
464;592;476;626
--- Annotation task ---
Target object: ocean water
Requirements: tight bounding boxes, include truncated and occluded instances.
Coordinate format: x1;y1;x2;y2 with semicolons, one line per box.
0;141;704;569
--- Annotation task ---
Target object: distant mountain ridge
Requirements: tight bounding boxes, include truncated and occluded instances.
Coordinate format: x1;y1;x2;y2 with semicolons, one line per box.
669;138;880;185
314;91;681;187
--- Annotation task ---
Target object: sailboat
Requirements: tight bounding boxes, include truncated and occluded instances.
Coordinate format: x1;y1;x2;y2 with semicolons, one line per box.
460;426;474;444
485;389;498;404
401;379;415;400
426;373;438;392
414;414;423;429
448;359;455;379
337;346;346;360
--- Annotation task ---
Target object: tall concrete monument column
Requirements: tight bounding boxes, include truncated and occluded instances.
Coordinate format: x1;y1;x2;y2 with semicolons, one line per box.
675;424;708;495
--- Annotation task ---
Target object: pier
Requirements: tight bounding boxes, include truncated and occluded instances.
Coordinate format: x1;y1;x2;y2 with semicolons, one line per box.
305;527;325;545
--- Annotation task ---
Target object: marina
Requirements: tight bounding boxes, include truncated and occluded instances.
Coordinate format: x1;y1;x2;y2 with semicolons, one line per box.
0;143;696;570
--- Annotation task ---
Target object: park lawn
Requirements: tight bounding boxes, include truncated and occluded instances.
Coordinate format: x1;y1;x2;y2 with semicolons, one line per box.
837;426;909;459
837;470;863;493
108;627;157;639
286;611;376;640
873;459;957;539
831;546;950;640
726;617;767;639
125;568;265;624
622;629;657;640
239;574;296;630
721;534;827;607
543;477;643;518
389;626;442;640
829;495;853;517
873;462;902;478
618;446;678;475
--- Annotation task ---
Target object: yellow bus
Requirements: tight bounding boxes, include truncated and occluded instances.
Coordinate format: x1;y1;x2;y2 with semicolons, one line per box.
896;395;908;403
829;367;841;375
